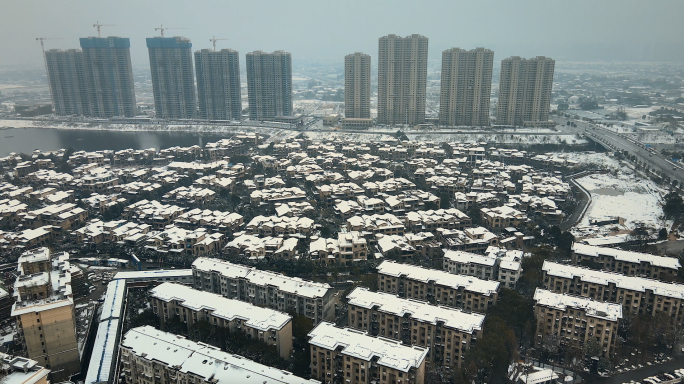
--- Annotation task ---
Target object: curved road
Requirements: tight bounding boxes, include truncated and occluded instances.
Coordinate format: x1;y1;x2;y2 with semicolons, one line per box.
586;127;684;184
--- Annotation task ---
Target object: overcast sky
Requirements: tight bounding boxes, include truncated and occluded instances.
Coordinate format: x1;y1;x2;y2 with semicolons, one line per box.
2;0;684;68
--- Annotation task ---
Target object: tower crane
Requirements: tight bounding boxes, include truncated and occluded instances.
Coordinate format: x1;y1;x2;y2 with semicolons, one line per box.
92;21;115;37
154;24;187;38
35;37;61;97
209;36;229;50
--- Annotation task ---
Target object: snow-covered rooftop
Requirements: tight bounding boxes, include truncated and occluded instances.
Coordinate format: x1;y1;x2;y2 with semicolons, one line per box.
573;243;680;270
150;282;291;331
121;326;317;384
377;260;499;296
534;288;622;321
347;287;484;334
543;261;684;299
307;322;428;372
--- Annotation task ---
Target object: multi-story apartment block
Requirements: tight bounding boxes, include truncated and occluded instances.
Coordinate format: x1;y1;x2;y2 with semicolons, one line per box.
79;37;137;118
572;243;680;281
195;48;242;120
534;288;622;356
480;206;527;229
192;257;335;324
347;287;484;368
150;282;293;359
377;34;428;126
12;248;79;381
146;36;196;119
377;260;499;313
344;52;371;120
443;250;498;281
246;50;293;120
439;48;494;127
405;208;471;232
120;326;317;384
497;56;555;127
542;261;684;321
308;321;428;384
44;49;89;116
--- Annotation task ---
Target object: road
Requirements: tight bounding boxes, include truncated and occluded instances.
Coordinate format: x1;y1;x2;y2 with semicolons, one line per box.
586;127;684;184
586;354;684;384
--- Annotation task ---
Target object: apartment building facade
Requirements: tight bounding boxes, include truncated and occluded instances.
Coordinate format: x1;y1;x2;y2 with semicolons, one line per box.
194;48;242;120
377;34;428;126
146;36;196;119
572;243;680;281
377;260;499;313
308;321;428;384
192;257;335;323
534;288;622;356
347;287;484;368
344;52;371;119
246;50;293;120
439;47;494;127
150;282;293;359
497;56;555;127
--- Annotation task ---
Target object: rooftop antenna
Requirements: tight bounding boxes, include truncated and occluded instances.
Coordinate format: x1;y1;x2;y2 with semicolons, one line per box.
209;36;229;51
154;24;187;38
92;21;115;38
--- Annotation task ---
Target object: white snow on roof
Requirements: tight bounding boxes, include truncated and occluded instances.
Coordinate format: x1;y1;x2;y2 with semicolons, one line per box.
443;250;497;267
307;322;428;372
347;287;484;334
150;283;291;331
121;326;316;384
377;260;499;296
113;269;193;280
534;288;622;321
193;258;332;299
99;279;126;322
543;261;684;299
84;319;119;384
573;243;680;270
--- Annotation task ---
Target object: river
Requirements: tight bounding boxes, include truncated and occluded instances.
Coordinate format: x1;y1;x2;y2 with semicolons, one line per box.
0;128;235;157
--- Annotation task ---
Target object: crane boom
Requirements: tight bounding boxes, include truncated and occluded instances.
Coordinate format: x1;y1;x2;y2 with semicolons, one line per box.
154;24;187;38
92;21;115;37
209;36;229;50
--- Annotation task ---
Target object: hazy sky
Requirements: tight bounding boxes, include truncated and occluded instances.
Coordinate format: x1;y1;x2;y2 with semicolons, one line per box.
2;0;684;67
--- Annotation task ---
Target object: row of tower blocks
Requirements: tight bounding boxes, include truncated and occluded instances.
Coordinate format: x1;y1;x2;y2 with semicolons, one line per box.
45;34;554;126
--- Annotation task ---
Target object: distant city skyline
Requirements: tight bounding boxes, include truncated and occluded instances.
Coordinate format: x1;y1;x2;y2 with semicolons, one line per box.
2;0;684;67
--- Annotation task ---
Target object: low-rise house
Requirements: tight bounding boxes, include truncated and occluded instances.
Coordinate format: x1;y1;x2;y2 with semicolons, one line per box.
481;206;527;229
225;234;299;259
146;226;224;256
21;203;87;230
406;208;471;232
161;186;216;206
251;187;307;206
122;200;185;229
437;226;499;253
174;208;244;234
347;213;405;236
309;231;368;265
245;215;315;237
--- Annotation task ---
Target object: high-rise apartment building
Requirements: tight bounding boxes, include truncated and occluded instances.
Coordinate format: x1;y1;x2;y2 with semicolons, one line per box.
246;50;293;121
45;49;89;116
12;248;79;382
344;52;371;119
377;34;428;126
439;47;494;127
80;37;137;118
497;56;555;126
146;37;196;119
195;48;242;120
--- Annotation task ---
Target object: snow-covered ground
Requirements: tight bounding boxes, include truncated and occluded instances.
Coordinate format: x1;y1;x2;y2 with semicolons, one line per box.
548;151;622;171
576;170;668;231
